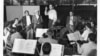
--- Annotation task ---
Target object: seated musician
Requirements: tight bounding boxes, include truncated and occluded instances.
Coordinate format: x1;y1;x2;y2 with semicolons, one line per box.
21;10;33;39
77;33;97;56
38;29;58;44
42;42;51;56
10;26;24;46
81;23;93;41
12;18;19;29
4;18;20;33
5;26;24;56
3;24;11;45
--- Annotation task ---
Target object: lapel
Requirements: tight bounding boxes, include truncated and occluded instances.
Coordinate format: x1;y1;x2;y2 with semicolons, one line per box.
66;16;70;24
25;15;32;23
24;16;27;25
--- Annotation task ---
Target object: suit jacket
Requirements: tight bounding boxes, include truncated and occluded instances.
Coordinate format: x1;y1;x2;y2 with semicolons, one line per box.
66;16;80;28
32;15;43;24
21;15;33;28
32;15;43;28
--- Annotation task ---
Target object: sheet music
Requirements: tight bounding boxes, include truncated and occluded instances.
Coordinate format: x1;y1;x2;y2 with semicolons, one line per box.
12;39;37;54
67;31;82;41
81;29;92;40
36;28;48;37
50;44;64;56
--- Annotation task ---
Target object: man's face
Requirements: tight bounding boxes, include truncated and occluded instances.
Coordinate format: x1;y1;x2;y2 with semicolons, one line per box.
70;12;73;16
49;4;53;10
25;12;29;16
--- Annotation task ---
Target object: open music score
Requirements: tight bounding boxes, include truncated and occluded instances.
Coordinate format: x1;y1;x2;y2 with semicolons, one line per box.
36;28;48;38
12;39;37;54
67;31;82;41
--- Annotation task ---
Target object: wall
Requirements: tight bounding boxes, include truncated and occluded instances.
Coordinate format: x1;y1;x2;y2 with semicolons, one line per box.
23;6;40;16
6;6;23;21
6;6;40;21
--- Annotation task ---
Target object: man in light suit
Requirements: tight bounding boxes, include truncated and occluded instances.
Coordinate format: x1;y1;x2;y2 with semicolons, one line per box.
32;10;43;31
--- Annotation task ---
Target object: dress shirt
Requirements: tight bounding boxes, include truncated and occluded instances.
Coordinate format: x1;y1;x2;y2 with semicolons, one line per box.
82;29;92;41
48;9;57;22
26;16;31;26
69;16;74;25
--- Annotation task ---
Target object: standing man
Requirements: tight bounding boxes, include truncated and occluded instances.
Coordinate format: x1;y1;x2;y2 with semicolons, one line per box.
66;11;79;33
69;11;74;32
21;10;33;39
44;4;57;28
21;10;32;28
33;10;43;31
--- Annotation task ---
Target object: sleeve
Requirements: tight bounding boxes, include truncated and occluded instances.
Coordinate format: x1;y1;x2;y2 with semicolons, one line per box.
44;9;48;15
52;10;57;25
53;10;57;22
38;16;43;24
77;43;84;54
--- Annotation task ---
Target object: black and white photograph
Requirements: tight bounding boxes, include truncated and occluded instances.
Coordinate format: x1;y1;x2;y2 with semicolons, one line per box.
3;0;97;56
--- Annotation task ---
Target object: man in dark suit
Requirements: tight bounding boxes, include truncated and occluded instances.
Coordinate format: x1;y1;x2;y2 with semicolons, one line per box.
66;11;80;33
21;10;33;39
21;10;33;29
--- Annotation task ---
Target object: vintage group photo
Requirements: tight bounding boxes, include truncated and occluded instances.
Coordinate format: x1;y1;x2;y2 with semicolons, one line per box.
3;0;97;56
